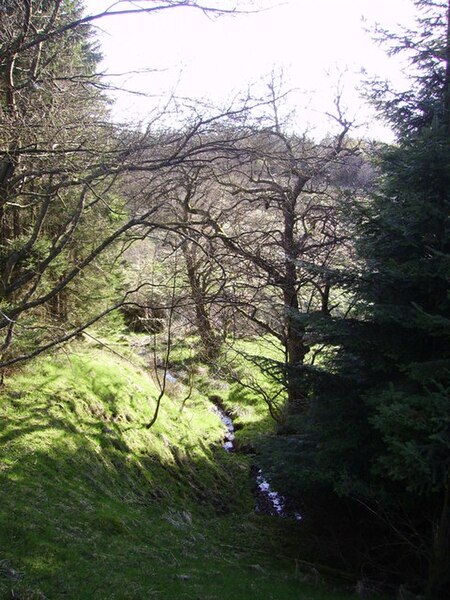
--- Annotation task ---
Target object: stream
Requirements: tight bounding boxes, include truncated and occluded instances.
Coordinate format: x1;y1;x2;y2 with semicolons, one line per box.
212;404;301;521
150;358;300;520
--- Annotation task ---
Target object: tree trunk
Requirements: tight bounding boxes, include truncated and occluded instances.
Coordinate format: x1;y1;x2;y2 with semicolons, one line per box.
283;286;308;409
283;198;308;409
183;247;220;360
425;474;450;600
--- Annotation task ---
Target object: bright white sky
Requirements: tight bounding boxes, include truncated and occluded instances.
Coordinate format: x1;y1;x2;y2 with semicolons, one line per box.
85;0;416;140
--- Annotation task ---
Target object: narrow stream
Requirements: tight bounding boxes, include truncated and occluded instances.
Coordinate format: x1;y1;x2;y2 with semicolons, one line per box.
212;403;301;520
214;408;235;452
149;361;300;521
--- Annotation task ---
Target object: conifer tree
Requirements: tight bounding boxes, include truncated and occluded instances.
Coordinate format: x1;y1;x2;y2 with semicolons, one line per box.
273;2;450;596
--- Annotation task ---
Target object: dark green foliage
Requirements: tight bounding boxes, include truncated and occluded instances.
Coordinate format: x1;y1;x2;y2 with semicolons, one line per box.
368;0;450;137
259;2;450;597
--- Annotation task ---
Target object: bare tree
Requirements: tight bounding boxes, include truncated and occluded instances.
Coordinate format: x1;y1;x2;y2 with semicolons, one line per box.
189;92;361;408
0;0;260;370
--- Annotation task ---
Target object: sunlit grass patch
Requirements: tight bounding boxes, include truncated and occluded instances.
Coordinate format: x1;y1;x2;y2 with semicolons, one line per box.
217;335;286;448
0;340;389;600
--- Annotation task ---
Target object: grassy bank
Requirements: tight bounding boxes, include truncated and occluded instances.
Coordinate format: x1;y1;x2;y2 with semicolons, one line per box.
0;338;375;599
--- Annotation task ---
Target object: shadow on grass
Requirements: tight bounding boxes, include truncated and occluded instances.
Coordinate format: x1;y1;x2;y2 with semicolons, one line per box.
0;384;308;599
0;350;359;600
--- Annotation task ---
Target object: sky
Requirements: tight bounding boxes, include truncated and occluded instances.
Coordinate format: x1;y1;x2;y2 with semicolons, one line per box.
84;0;416;140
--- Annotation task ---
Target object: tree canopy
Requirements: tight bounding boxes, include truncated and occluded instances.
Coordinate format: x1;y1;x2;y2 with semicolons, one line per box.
1;1;449;597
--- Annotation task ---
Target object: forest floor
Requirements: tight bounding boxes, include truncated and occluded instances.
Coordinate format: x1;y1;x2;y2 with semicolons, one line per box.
0;333;388;600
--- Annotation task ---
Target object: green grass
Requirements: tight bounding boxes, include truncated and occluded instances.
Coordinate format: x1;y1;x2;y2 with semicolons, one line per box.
0;339;384;599
216;335;287;449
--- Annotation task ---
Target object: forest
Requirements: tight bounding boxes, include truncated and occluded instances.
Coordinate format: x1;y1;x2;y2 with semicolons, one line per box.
0;1;449;599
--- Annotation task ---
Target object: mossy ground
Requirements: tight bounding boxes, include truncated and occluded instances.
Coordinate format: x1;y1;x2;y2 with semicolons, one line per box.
0;337;381;599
